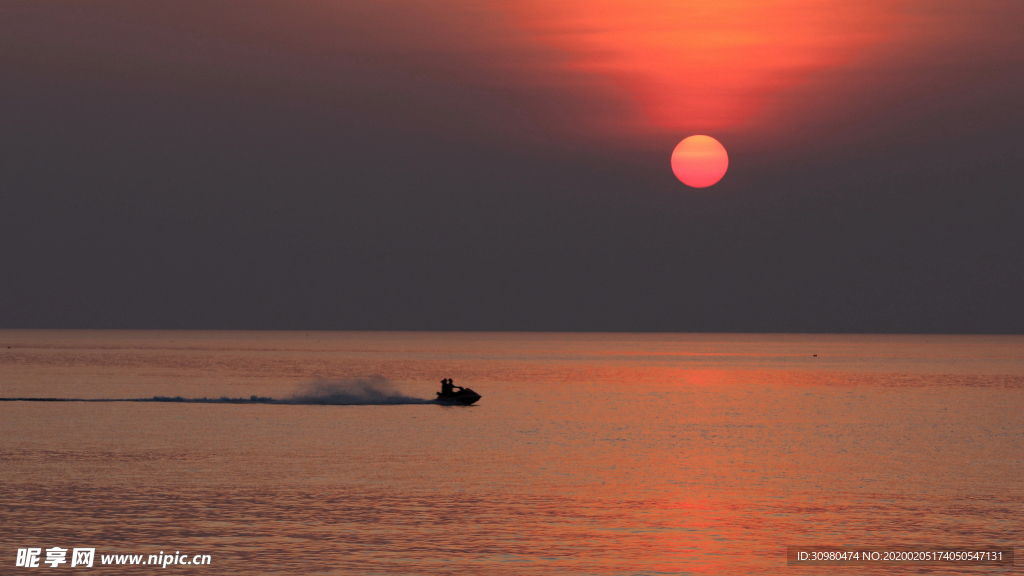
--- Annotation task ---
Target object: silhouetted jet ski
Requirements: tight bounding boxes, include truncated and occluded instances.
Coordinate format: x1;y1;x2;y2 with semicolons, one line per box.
435;388;481;405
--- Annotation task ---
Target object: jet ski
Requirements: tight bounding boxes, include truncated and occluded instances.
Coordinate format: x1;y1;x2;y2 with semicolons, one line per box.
435;387;481;405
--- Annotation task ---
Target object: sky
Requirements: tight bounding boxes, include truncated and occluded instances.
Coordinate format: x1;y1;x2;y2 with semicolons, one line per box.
1;0;1022;332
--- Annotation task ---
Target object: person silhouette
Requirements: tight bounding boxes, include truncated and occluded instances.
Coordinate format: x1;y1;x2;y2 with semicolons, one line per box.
441;378;454;396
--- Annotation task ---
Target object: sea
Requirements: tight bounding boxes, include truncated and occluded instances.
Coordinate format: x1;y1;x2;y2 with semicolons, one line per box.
1;330;1021;575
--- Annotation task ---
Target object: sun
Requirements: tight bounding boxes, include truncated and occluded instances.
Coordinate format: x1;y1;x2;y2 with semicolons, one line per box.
671;136;729;188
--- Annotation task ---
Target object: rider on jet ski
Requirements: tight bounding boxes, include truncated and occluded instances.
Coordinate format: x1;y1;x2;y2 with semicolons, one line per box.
436;378;480;405
440;378;463;396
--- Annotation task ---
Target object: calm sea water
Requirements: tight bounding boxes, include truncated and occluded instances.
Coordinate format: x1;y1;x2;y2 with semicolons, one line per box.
1;331;1022;575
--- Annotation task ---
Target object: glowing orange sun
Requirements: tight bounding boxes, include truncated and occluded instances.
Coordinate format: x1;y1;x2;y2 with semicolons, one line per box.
671;135;728;188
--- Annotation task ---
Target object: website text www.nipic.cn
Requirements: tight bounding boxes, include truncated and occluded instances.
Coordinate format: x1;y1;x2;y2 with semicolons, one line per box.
16;548;211;569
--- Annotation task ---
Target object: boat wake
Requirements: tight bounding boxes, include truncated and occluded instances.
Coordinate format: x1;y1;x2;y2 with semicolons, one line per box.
281;378;433;405
0;377;438;406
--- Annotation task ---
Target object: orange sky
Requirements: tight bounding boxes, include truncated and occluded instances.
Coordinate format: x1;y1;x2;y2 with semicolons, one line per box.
499;0;908;134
